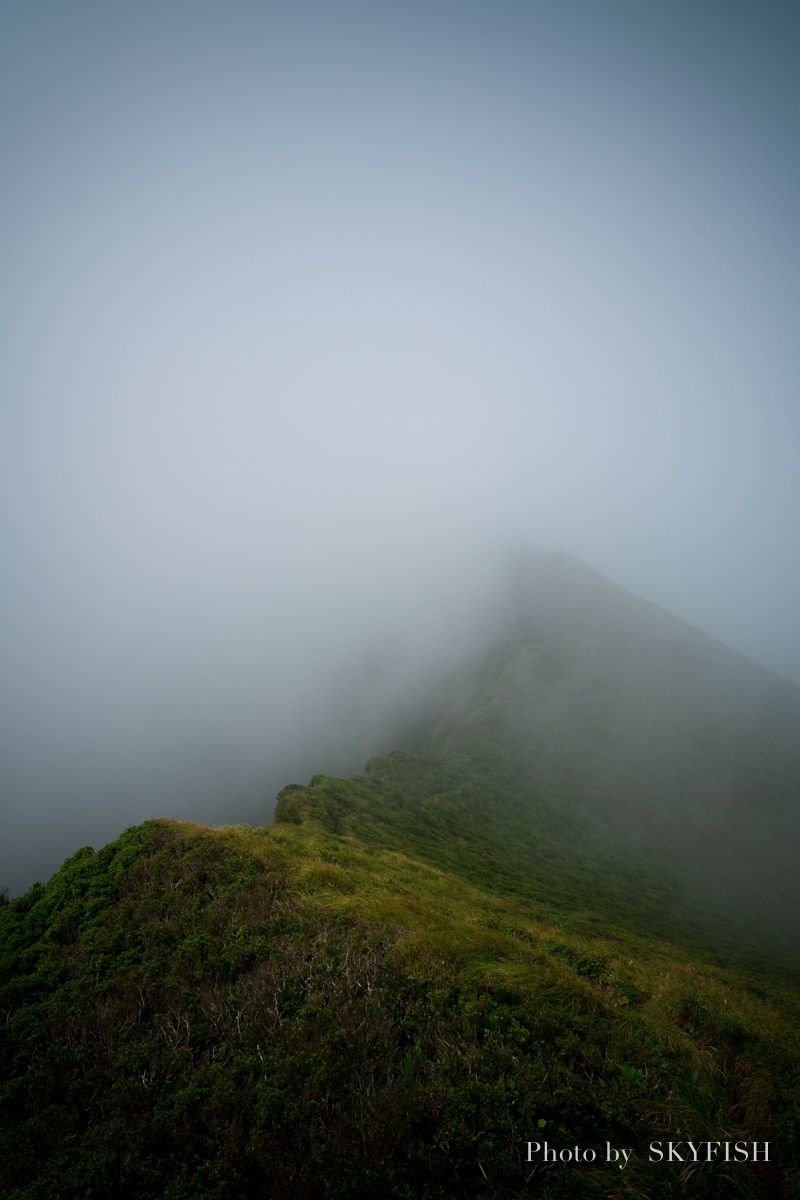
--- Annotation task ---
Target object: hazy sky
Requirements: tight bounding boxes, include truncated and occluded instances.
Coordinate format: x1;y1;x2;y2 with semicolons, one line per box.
2;1;799;894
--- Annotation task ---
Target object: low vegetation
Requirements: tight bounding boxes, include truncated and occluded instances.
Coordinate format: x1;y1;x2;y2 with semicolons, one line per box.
3;560;799;1197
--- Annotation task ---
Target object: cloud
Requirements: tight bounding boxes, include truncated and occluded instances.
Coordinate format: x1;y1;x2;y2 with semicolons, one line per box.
1;0;799;892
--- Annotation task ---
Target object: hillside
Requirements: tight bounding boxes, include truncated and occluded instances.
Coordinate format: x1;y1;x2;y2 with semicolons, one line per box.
2;554;799;1199
373;553;800;953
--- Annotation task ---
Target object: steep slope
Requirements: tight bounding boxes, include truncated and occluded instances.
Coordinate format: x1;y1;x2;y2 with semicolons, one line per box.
2;554;799;1199
279;553;800;955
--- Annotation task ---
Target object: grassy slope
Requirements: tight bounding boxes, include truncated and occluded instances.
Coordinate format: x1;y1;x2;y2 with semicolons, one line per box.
4;816;800;1200
2;558;800;1199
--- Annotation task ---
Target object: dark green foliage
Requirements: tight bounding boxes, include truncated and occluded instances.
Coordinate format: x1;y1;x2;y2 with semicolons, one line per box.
4;558;800;1197
3;827;578;1198
546;943;611;984
2;819;799;1199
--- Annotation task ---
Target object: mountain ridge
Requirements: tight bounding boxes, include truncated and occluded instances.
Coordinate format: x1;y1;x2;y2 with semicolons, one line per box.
2;553;799;1198
273;553;799;957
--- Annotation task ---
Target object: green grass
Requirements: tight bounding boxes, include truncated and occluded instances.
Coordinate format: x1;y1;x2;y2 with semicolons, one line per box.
3;559;800;1197
3;805;797;1199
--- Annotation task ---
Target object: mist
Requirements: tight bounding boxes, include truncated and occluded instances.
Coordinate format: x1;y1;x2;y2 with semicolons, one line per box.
2;0;799;896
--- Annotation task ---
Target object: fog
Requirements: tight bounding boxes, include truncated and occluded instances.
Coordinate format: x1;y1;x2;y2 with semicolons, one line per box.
2;1;799;896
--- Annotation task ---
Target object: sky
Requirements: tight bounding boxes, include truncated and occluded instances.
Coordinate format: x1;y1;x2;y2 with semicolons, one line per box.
2;0;799;895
